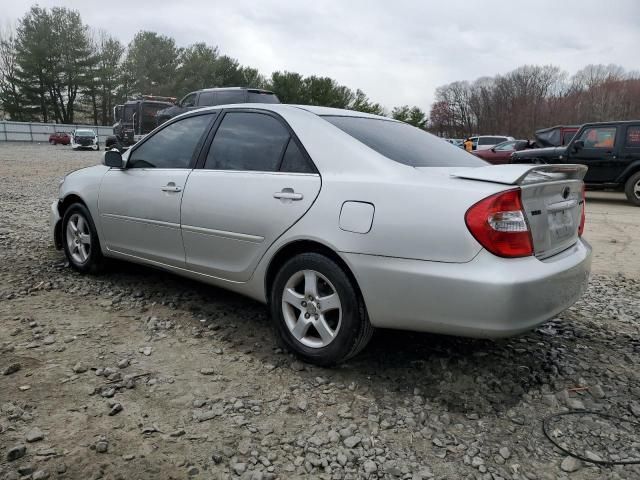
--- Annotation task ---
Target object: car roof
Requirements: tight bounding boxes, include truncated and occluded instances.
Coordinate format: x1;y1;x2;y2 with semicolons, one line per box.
187;103;396;122
196;87;275;94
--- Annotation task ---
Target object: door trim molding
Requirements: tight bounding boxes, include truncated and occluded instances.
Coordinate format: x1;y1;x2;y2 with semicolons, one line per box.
181;224;264;244
101;213;179;230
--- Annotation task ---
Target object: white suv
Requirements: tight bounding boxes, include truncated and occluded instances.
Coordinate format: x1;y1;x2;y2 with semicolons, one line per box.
470;135;515;151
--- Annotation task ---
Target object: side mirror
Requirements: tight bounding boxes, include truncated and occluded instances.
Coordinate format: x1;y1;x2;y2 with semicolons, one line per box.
104;150;124;168
490;147;496;152
572;140;584;153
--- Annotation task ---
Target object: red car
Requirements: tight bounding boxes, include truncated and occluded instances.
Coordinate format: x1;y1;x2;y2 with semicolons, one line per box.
472;139;531;164
49;132;71;145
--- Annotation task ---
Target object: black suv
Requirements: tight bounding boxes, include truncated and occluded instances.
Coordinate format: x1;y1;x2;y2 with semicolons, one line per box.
511;121;640;206
156;87;279;126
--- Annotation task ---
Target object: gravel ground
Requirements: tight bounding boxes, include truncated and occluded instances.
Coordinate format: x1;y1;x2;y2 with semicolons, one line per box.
1;142;639;480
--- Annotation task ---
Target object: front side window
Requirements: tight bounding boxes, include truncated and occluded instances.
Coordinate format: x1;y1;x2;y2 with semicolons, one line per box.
579;127;617;149
625;126;640;148
181;93;197;108
204;112;290;171
323;116;486;167
128;114;213;169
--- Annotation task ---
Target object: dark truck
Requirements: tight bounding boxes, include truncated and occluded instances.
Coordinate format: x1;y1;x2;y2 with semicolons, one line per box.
106;95;176;150
512;121;640;206
155;87;279;126
533;125;580;147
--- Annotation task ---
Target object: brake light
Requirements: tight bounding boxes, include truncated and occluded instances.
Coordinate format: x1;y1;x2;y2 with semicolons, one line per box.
465;188;533;258
578;184;586;236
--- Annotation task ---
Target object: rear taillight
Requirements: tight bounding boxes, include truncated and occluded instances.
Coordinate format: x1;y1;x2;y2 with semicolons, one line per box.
465;188;533;258
578;184;586;236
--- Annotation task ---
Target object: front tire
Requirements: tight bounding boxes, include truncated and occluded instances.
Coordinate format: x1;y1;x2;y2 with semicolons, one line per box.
270;253;373;366
62;203;105;274
624;171;640;206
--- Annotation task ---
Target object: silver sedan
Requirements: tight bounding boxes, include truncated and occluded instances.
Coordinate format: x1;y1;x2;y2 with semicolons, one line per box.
51;104;592;365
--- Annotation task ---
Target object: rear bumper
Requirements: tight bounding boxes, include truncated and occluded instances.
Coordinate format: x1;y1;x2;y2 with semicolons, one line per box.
50;200;62;249
342;239;592;338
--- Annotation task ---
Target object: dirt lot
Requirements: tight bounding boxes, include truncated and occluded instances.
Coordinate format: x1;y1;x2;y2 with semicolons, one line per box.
1;143;639;480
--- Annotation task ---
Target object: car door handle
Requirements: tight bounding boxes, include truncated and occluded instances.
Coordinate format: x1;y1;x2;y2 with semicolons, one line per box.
161;183;182;192
273;189;303;201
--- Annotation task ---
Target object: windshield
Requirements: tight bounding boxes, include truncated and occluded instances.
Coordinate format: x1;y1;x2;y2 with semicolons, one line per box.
322;116;487;167
75;129;95;136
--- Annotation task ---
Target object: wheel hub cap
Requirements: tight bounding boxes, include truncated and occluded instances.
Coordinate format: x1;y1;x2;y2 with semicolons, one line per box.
281;269;342;349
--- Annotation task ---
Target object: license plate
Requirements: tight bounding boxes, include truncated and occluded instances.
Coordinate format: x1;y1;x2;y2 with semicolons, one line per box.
549;209;574;240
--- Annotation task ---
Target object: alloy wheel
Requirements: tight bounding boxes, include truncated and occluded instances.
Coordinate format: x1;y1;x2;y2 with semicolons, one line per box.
634;179;640;200
281;269;342;348
65;213;91;264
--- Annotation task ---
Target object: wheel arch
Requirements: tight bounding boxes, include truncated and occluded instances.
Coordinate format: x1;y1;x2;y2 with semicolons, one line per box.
58;194;88;217
264;239;363;304
617;161;640;184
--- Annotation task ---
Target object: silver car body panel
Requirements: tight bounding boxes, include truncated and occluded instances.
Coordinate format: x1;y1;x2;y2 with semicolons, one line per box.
51;104;592;338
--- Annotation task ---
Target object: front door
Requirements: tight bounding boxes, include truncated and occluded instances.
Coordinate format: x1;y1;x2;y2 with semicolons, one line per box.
180;110;321;282
98;113;215;266
571;125;622;183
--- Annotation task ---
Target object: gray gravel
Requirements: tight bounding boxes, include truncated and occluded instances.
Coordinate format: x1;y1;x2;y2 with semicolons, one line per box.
1;143;639;479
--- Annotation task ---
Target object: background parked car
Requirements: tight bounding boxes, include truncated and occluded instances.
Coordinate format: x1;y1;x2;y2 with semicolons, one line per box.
71;129;99;151
468;135;515;151
444;138;464;148
156;87;280;126
48;132;70;145
511;120;640;205
533;125;580;147
472;139;532;164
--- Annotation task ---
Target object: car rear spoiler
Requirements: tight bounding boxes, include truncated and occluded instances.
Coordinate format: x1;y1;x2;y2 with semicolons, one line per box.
451;164;588;186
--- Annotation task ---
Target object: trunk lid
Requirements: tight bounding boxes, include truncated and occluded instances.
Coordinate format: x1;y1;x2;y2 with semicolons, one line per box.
451;164;587;259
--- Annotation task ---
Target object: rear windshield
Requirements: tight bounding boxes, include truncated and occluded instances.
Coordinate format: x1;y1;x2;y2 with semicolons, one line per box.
247;92;280;104
75;130;95;136
322;116;487;167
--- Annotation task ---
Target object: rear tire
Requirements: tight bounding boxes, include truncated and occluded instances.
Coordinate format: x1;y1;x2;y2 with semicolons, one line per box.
624;171;640;206
62;203;105;274
270;252;373;366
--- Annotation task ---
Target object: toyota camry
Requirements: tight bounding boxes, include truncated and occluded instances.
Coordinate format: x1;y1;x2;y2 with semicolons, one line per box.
51;104;592;365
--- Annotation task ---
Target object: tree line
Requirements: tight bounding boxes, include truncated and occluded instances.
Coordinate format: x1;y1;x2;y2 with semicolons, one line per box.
1;6;638;136
429;64;640;139
0;6;427;127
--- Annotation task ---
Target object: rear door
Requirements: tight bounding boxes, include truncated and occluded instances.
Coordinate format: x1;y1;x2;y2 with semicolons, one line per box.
619;124;640;180
180;110;321;282
571;125;622;183
98;113;215;266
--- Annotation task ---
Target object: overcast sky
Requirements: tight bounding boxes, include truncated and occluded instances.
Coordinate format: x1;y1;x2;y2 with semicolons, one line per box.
2;0;639;110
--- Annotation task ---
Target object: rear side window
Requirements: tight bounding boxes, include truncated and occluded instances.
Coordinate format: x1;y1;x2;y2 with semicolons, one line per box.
216;90;247;105
323;116;486;167
204;112;290;171
479;136;506;145
280;139;316;173
625;126;640;148
129;114;213;169
198;91;216;106
247;91;280;104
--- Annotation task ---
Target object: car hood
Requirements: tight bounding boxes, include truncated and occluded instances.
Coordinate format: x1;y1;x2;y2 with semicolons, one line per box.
513;146;566;158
